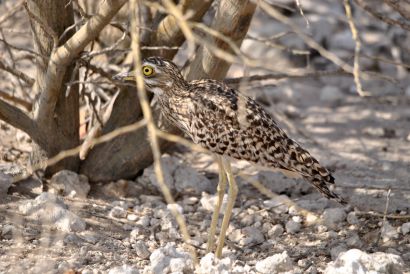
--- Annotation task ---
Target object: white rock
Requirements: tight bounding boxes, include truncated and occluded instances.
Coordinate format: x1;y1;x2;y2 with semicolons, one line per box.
109;206;127;219
0;171;12;195
325;249;405;274
320;86;344;103
255;251;294;273
285;220;301;234
166;203;184;214
173;165;214;194
149;243;193;274
49;170;90;198
134;240;150;259
127;214;138;221
268;224;284;238
108;264;139;274
199;253;233;274
19;192;85;232
381;222;399;241
322;208;346;229
263;195;290;214
144;155;178;192
239;227;265;246
200;192;227;213
346;212;359;225
401;222;410;235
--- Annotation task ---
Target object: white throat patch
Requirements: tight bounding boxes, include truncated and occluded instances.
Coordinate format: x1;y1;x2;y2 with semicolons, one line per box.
150;86;164;96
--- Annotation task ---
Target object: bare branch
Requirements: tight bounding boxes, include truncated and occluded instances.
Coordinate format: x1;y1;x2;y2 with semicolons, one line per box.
0;98;36;136
0;59;35;86
34;0;127;125
0;90;32;111
353;0;410;31
0;0;25;26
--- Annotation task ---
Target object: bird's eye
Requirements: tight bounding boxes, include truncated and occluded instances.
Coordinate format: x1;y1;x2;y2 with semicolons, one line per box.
142;65;154;76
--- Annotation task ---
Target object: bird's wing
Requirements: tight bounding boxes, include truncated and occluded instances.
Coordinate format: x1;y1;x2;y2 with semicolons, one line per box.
187;79;344;203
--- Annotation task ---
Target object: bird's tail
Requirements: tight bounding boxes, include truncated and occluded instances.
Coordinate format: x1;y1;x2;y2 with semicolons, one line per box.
303;171;346;205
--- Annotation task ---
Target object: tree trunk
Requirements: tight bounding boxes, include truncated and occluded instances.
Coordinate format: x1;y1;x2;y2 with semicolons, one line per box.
27;0;80;174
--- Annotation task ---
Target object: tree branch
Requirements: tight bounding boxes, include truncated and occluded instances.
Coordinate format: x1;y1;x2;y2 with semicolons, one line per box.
0;59;35;86
34;0;127;125
0;98;36;136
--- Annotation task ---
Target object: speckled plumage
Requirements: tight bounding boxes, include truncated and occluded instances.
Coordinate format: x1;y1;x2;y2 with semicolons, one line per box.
134;56;344;203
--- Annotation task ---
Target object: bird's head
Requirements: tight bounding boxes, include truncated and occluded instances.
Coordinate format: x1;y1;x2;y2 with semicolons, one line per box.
113;56;188;96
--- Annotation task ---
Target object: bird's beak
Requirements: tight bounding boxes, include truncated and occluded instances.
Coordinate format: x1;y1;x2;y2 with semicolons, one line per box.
112;71;135;81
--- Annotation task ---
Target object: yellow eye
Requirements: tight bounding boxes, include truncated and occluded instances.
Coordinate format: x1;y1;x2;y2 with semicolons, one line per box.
142;65;154;76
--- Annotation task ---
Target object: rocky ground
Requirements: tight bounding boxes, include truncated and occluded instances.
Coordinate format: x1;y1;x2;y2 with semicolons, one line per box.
1;0;410;273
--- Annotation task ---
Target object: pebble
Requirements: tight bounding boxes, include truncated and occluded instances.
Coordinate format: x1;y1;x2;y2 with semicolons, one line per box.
133;240;150;259
108;264;140;274
199;253;233;274
285;220;301;234
268;224;284;238
127;214;138;221
255;251;294;273
239;226;265;246
325;249;405;274
166;203;184;214
148;243;193;274
322;208;346;229
346;212;359;225
49;170;90;198
381;222;399;241
263;195;290;214
200;192;227;213
401;222;410;235
19;192;86;232
109;206;127;219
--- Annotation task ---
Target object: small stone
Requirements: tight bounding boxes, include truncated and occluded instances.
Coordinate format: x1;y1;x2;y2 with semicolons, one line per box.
285;220;301;234
240;226;265;246
49;170;90;198
268;224;284;238
173;165;215;194
325;249;405;274
322;208;346;229
149;243;193;274
109;206;127;219
346;233;362;248
346;212;359;225
263;195;290;214
405;86;410;97
199;253;233;274
137;215;150;227
317;224;327;233
401;222;410;235
255;251;294;273
200;192;227;213
166;203;183;214
19;192;85;232
381;222;399;241
134;240;150;259
127;214;138;221
108;264;140;274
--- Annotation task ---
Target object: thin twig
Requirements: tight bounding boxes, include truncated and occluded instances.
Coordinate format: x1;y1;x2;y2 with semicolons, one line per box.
0;59;35;86
130;0;198;264
344;0;368;97
0;0;25;26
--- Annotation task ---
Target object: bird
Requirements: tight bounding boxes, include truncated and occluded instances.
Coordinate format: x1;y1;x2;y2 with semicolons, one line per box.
114;56;345;258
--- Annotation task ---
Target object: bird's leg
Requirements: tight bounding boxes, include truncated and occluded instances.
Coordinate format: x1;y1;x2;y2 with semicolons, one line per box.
215;158;238;258
207;155;227;253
